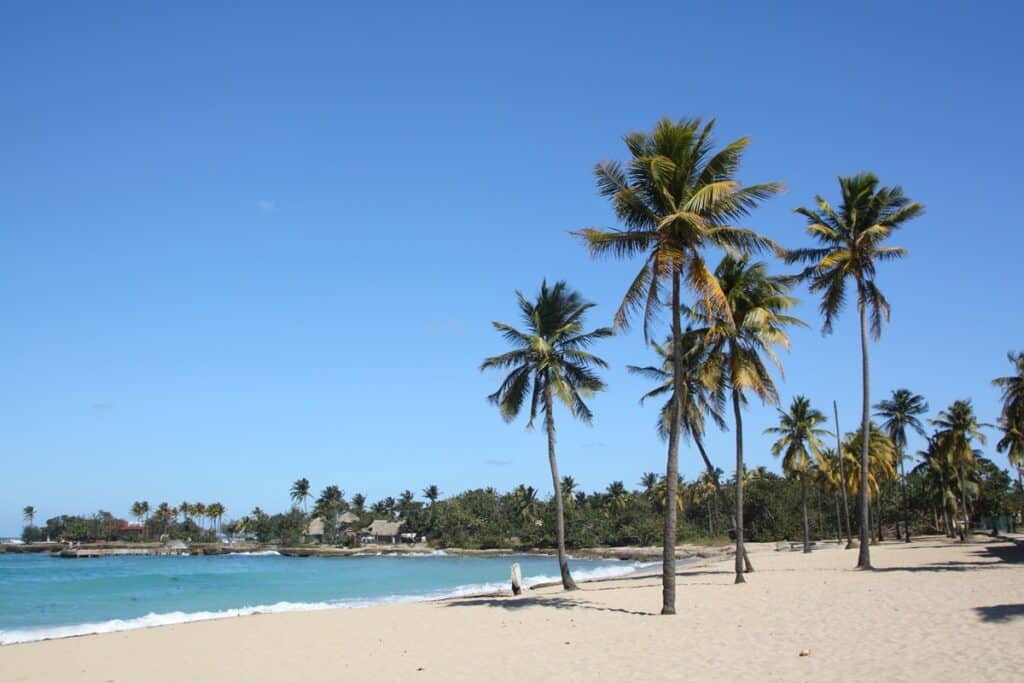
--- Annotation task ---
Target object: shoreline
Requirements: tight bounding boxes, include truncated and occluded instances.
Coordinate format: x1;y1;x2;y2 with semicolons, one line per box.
0;551;676;646
2;536;1019;682
2;540;732;562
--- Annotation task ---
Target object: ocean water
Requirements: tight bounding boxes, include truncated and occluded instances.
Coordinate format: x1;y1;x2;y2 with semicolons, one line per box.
0;552;653;644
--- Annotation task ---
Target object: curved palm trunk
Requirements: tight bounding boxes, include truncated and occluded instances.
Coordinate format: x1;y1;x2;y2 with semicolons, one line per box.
801;473;811;553
695;437;753;572
661;269;684;614
833;401;854;548
731;378;746;584
543;380;577;590
856;303;873;569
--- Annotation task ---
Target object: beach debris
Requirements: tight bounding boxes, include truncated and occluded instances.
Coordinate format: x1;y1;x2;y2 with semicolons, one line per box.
799;649;811;657
511;562;523;596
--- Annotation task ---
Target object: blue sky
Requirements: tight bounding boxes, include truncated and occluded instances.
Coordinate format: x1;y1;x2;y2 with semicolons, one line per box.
3;2;1022;534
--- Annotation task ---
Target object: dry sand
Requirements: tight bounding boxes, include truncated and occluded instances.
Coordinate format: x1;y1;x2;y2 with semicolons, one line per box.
1;536;1021;682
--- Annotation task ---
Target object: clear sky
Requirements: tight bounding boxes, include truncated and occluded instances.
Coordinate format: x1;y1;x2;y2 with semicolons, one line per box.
3;2;1022;534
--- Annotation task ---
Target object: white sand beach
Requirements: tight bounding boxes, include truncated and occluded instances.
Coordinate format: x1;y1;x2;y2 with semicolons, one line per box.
1;536;1021;682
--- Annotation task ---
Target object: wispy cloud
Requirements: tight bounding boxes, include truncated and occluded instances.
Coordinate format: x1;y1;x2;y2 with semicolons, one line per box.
91;402;113;412
258;199;275;214
485;458;513;466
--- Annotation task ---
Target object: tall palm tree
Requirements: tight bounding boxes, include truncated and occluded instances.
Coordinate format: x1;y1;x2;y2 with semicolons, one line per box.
914;437;956;537
351;493;366;513
788;173;924;568
481;280;610;591
627;329;754;571
577;117;780;613
765;396;830;553
995;417;1024;508
874;389;929;542
194;502;208;532
179;501;191;525
639;472;659;499
697;256;803;582
290;478;311;514
931;400;990;541
22;505;35;528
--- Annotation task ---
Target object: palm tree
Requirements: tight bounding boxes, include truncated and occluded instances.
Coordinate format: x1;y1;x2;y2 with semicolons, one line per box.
841;425;898;501
604;481;633;512
639;472;659;499
995;417;1024;508
351;493;366;513
422;485;440;506
914;437;957;537
816;448;845;543
512;485;541;523
155;502;174;535
627;329;754;571
560;476;577;505
788;173;924;568
130;501;147;527
931;400;990;541
194;502;208;532
993;352;1024;508
765;396;830;553
22;505;35;528
992;351;1024;422
208;503;225;535
577;116;780;614
290;478;311;514
874;389;929;542
697;256;803;582
481;280;611;591
831;401;854;547
179;501;191;525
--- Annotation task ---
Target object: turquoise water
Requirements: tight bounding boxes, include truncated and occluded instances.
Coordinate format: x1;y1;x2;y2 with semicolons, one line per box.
0;552;650;644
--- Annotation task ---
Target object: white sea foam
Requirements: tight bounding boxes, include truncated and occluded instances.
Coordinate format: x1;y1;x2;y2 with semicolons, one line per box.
0;560;654;645
226;550;281;556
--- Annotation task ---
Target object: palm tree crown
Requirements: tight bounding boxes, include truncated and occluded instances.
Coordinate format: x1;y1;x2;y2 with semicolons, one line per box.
577;117;781;337
765;396;830;476
874;389;929;451
481;280;611;425
992;351;1024;423
787;172;924;337
627;328;726;441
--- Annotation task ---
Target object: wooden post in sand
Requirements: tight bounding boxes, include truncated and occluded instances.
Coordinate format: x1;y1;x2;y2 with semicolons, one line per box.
511;562;523;596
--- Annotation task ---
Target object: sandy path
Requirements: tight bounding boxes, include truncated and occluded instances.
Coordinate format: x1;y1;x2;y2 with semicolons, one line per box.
1;536;1021;682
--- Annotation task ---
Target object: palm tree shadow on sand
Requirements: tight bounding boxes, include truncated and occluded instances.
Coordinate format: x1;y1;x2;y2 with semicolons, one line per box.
443;596;651;617
974;604;1024;623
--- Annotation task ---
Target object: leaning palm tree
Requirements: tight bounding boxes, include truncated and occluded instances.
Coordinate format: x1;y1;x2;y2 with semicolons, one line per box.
931;400;990;541
874;389;929;542
290;478;311;514
697;256;803;582
22;505;35;528
576;117;780;613
627;328;754;571
481;280;611;591
765;396;830;553
788;173;924;568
